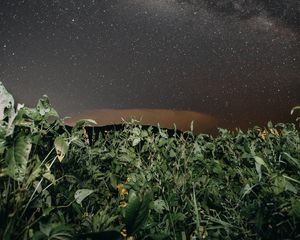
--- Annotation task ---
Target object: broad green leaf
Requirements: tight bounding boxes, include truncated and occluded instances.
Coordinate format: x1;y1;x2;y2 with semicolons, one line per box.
4;135;32;181
74;189;95;204
291;199;300;218
5;104;23;137
54;136;69;162
254;156;269;180
43;172;56;185
125;190;152;235
109;174;118;188
285;181;297;194
36;95;59;121
132;137;141;146
35;223;73;240
131;127;140;136
159;131;168;139
273;176;286;194
255;162;262;181
254;156;268;170
169;149;176;158
0;82;14;121
153;199;168;214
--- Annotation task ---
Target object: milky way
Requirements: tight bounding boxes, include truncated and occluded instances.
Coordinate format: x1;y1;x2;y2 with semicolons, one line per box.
0;0;299;131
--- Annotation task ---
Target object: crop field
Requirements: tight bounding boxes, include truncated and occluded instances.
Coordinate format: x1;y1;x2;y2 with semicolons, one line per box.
0;83;299;239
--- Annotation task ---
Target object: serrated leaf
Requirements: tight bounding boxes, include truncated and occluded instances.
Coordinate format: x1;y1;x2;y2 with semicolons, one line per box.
54;136;69;162
5;135;32;181
74;189;95;204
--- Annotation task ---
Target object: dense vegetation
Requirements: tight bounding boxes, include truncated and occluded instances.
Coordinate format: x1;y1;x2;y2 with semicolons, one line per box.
0;82;299;240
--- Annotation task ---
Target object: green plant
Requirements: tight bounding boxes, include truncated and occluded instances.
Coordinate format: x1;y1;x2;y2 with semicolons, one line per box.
0;83;73;239
0;82;299;239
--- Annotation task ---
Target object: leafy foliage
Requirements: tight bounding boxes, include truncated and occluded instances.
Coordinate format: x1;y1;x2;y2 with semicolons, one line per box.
0;82;299;240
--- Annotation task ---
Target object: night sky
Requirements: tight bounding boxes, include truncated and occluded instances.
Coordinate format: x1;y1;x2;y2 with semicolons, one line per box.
0;0;299;131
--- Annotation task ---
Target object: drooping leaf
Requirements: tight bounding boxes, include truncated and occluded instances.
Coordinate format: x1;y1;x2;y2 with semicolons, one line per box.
74;189;95;204
73;119;97;129
254;156;269;180
291;106;300;115
254;156;268;169
4;135;32;181
54;136;69;162
43;172;56;185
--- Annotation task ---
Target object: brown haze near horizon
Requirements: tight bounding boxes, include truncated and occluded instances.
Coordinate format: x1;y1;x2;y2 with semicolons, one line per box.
64;109;218;134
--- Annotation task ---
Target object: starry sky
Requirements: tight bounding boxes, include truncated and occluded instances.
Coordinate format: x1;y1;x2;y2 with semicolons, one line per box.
0;0;299;130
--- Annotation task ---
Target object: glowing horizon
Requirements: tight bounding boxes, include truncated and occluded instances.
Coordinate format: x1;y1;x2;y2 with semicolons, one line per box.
64;108;218;133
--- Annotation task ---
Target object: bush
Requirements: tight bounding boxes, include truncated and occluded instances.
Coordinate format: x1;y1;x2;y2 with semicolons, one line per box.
0;82;299;239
